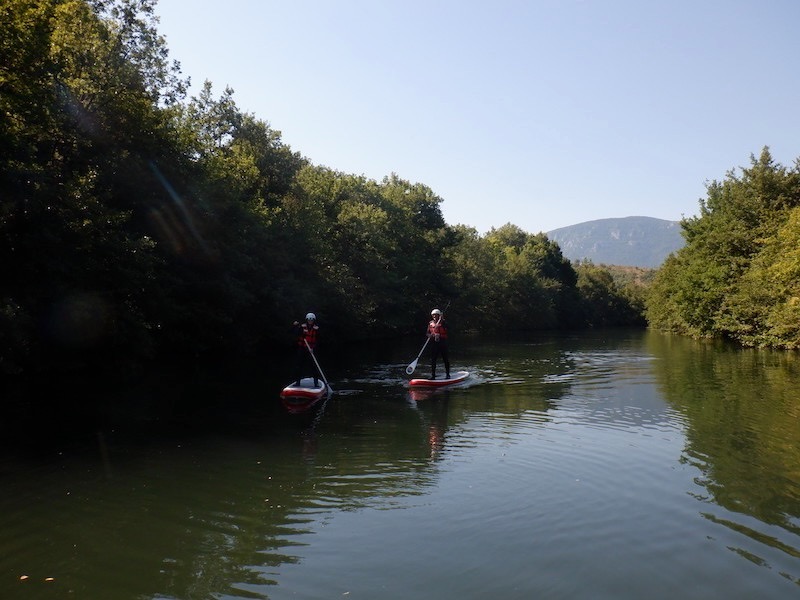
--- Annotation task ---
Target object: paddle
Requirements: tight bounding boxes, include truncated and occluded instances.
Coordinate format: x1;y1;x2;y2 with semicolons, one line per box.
406;301;450;375
304;339;332;392
405;336;432;375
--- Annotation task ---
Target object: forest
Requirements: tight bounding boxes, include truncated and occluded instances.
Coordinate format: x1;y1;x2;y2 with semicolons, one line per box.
3;0;797;382
1;0;651;377
646;148;800;349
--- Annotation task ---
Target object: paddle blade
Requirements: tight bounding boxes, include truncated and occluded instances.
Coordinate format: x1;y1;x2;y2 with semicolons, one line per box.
405;360;417;375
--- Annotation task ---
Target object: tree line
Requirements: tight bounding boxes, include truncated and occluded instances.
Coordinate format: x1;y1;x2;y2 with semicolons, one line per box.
646;148;800;349
0;0;668;378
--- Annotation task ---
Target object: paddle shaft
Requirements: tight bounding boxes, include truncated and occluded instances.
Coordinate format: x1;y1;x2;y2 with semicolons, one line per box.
406;336;432;374
304;339;331;391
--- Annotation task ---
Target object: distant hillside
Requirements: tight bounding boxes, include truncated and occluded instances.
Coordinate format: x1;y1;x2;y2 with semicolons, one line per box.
547;216;685;268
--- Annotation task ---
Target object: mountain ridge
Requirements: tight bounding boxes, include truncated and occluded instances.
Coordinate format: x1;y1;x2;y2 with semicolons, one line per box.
547;216;685;268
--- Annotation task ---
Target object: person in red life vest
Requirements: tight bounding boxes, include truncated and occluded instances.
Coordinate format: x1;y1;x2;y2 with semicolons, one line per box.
427;308;450;380
292;312;320;387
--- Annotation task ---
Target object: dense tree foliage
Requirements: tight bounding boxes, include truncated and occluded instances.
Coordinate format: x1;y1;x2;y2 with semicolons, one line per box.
646;149;800;348
574;262;648;328
1;0;644;376
445;224;583;330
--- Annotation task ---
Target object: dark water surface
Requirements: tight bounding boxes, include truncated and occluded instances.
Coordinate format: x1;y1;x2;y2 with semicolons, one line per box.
3;330;800;599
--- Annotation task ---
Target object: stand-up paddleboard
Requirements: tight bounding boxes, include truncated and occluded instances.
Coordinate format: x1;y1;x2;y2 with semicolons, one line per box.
409;370;469;388
280;378;330;413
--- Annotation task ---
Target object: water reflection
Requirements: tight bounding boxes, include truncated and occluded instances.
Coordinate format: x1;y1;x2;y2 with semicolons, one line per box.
3;332;800;598
648;332;800;584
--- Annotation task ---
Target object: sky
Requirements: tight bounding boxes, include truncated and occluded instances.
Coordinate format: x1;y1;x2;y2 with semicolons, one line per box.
153;0;800;234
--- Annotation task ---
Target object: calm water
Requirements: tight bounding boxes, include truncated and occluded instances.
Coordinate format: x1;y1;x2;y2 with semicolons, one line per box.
2;329;800;599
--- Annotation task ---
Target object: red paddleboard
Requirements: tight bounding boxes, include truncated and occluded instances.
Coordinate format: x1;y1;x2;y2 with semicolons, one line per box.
409;370;470;388
280;378;330;413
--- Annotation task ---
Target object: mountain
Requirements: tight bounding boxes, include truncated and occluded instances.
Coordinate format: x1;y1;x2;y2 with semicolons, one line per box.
547;216;685;269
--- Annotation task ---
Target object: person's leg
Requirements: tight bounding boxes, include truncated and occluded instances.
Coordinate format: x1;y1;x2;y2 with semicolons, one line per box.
294;347;303;385
303;352;318;387
442;344;450;379
430;344;439;379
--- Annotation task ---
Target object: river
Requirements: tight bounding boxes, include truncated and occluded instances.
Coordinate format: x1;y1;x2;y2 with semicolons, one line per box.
2;329;800;599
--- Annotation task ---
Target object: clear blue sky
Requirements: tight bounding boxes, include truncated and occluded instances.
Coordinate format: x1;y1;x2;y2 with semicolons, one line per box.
154;0;799;234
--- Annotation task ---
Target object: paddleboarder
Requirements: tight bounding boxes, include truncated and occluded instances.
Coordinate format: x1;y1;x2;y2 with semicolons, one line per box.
292;312;320;387
427;308;450;380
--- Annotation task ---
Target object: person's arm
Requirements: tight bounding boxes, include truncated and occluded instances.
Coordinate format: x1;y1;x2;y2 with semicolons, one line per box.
290;321;302;336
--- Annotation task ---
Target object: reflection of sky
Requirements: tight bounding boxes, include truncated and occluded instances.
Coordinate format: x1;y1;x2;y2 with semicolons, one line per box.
269;352;735;599
5;334;800;598
545;349;683;431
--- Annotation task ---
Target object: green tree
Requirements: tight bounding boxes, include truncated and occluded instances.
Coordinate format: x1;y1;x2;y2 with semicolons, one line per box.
721;206;800;348
2;0;188;370
450;224;580;330
444;225;497;330
647;148;800;346
575;262;646;327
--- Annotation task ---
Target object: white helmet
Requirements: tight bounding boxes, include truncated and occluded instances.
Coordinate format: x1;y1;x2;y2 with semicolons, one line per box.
305;312;316;321
431;308;442;316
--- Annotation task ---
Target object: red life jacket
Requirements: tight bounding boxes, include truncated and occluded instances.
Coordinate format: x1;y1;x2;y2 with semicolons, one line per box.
428;319;447;340
298;323;319;348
